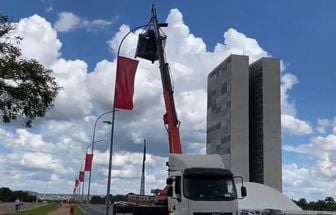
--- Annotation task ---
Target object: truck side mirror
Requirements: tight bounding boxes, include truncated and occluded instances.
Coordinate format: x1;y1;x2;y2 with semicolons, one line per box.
241;186;247;197
166;177;173;185
167;186;173;197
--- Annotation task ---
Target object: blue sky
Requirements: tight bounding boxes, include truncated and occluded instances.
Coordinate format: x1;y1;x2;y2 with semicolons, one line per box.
1;0;336;200
3;0;335;117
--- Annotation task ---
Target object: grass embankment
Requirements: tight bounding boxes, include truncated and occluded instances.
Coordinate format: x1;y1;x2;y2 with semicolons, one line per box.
4;203;84;215
74;206;85;215
5;203;58;215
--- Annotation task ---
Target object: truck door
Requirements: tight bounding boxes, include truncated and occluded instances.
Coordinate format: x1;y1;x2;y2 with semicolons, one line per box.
169;176;187;214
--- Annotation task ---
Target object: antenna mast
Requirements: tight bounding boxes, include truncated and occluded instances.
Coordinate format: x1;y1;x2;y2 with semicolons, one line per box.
140;139;146;195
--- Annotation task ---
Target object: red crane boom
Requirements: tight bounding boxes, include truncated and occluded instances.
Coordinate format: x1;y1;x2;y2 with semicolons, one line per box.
151;7;182;154
136;5;182;154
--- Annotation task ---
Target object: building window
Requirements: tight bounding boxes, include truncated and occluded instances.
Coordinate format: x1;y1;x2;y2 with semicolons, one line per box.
221;136;230;144
221;82;227;94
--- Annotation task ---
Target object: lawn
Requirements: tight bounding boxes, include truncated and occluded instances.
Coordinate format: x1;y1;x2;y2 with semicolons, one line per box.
4;203;85;215
75;207;85;215
5;203;58;215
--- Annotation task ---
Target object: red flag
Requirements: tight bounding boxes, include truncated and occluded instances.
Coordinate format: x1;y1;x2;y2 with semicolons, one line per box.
75;179;79;187
114;56;139;110
79;171;85;182
84;153;94;171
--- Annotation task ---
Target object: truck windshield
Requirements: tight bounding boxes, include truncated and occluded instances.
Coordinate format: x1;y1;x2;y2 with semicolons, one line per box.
183;175;237;201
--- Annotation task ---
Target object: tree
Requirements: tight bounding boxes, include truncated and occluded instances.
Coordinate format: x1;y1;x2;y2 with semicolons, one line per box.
0;187;13;202
325;196;335;204
294;198;308;210
0;187;36;202
90;195;104;204
325;196;336;211
0;14;59;127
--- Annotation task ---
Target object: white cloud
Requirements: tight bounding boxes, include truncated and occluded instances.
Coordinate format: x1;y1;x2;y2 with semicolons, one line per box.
282;114;313;136
281;73;298;116
165;9;206;55
280;72;313;136
315;118;336;134
223;28;268;63
283;130;336;199
282;163;327;200
54;11;114;33
48;58;92;119
1;8;327;198
107;24;140;57
46;5;53;13
54;12;81;32
2;8;272;194
16;14;62;67
21;152;62;170
82;19;113;31
283;163;309;187
177;89;207;131
284;134;336;156
316;126;326;134
86;60;116;111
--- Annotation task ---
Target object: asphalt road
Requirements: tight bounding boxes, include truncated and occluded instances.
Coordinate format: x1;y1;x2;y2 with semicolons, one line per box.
79;204;112;215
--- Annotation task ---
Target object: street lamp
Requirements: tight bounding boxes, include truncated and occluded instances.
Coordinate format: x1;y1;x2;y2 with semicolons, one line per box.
81;139;103;202
105;5;168;214
87;111;114;203
104;24;147;215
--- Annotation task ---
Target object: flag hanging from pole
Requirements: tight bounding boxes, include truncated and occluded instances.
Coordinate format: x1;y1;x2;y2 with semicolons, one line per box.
84;153;94;171
114;56;139;110
75;179;79;187
79;171;85;182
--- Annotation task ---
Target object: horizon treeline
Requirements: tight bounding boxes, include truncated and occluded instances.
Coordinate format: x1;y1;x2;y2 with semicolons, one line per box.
293;197;336;211
0;187;36;202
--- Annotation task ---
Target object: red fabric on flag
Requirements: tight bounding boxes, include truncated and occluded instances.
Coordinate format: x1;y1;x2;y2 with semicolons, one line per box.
114;56;139;110
75;179;79;187
79;171;85;182
84;153;93;171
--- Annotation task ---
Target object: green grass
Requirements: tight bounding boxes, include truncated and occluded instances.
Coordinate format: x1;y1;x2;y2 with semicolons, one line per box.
75;206;85;215
4;203;85;215
5;203;58;215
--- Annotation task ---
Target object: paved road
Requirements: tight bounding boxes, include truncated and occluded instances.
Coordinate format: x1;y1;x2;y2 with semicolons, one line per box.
79;204;112;215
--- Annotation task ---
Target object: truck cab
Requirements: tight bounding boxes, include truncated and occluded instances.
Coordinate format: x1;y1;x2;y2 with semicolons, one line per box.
167;154;246;215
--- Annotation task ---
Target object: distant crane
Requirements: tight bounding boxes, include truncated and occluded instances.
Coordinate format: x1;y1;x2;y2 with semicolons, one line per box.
140;139;146;195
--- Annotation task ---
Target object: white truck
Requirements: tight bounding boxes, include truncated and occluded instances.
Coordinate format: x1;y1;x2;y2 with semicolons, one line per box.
166;154;247;215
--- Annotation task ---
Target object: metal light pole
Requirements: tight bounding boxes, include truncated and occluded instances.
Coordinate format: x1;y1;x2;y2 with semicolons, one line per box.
105;5;168;214
87;111;114;203
82;140;103;202
78;165;82;203
104;23;148;215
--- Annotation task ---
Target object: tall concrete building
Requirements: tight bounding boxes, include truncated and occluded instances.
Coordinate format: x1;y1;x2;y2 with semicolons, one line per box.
249;58;282;192
206;55;282;192
207;55;250;182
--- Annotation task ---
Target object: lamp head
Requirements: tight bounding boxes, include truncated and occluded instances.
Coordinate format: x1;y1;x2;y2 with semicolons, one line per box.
103;121;112;124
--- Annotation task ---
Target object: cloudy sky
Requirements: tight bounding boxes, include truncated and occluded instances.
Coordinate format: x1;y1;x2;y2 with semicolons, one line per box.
1;0;336;201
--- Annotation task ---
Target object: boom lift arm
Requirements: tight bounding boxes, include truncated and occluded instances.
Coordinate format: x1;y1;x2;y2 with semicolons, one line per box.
136;5;182;154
